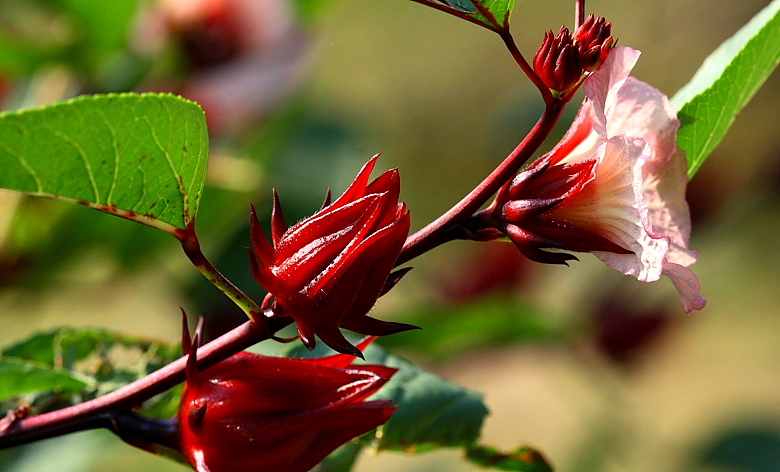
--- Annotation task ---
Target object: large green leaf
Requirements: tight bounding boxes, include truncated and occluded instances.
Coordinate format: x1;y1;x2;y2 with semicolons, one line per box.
672;0;780;178
0;357;90;402
0;93;209;236
412;0;515;32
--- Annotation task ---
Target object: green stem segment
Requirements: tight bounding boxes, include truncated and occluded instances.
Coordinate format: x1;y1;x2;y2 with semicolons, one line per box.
179;223;265;326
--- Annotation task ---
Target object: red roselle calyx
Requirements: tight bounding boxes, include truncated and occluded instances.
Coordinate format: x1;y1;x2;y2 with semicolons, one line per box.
179;337;397;472
248;154;416;357
533;14;614;95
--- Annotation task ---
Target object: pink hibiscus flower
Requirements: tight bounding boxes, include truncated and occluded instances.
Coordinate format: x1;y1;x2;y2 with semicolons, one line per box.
490;46;705;312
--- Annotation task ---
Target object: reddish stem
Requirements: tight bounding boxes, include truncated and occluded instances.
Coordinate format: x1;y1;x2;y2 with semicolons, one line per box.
0;220;289;449
0;318;292;449
396;100;566;266
500;31;555;105
576;0;586;30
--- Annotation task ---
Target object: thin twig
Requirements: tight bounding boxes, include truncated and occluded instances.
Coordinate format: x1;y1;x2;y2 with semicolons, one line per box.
575;0;586;30
396;100;566;265
501;30;555;105
179;222;264;325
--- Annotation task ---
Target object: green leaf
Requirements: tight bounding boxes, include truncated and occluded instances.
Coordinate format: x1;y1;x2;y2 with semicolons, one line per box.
361;346;489;452
466;444;553;472
671;0;780;178
412;0;515;32
0;357;90;402
315;442;363;472
1;327;182;418
0;93;209;236
277;339;489;453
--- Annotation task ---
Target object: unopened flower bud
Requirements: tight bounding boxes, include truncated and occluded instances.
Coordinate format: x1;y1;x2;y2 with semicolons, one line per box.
179;340;397;472
533;27;583;95
533;15;616;95
573;14;615;72
248;154;416;356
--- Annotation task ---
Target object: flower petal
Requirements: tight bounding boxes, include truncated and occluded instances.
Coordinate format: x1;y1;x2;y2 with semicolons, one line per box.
643;147;698;266
663;262;707;312
547;101;602;165
607;77;680;168
583;46;642;137
551;135;670;282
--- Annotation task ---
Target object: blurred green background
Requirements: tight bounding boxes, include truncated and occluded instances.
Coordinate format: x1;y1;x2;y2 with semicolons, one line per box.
1;0;779;471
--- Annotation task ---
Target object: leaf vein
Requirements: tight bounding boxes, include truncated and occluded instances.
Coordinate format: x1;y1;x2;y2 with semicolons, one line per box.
0;139;42;193
96;108;121;206
41;123;101;203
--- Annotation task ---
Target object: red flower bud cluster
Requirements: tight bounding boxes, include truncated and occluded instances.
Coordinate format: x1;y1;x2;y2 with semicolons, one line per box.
533;14;614;94
574;14;615;72
179;339;397;472
486;156;631;265
534;26;582;96
248;155;416;356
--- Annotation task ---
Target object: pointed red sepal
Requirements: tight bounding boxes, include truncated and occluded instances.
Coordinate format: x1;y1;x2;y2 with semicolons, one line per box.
314;327;364;359
249;204;274;266
247;248;292;298
379;267;412;297
503;196;567;220
524;217;634;255
320;188;332;210
506;224;578;266
271;189;287;247
309;336;379;368
340;316;420;338
331;153;380;208
185;331;201;381
503;157;551;201
181;307;191;356
296;318;317;351
308;212;404;300
303;196;385;296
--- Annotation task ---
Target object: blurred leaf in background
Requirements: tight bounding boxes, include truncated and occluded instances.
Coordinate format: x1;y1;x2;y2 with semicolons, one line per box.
1;326;182;419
